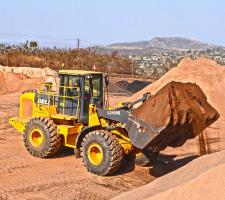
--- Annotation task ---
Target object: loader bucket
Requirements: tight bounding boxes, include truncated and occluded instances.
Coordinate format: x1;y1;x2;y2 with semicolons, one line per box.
125;114;163;149
128;81;219;151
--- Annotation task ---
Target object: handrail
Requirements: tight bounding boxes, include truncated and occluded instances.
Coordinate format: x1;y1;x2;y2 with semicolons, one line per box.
37;82;80;117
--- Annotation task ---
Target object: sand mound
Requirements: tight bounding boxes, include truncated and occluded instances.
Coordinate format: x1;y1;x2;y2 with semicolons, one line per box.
108;78;151;94
113;150;225;200
130;57;225;153
117;80;150;93
0;71;44;95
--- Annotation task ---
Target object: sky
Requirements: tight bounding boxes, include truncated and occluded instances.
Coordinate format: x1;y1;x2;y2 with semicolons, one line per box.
0;0;225;48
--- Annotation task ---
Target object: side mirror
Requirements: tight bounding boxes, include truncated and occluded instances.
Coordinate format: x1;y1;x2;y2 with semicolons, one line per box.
44;82;53;92
104;75;109;86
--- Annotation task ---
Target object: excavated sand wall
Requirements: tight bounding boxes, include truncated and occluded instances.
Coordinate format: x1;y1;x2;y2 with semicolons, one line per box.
0;71;44;95
0;65;57;77
0;66;59;94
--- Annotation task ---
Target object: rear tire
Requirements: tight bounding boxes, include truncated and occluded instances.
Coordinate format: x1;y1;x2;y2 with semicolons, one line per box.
23;117;61;158
81;130;123;176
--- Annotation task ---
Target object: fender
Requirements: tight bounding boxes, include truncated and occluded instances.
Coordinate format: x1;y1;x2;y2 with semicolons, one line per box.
74;125;102;158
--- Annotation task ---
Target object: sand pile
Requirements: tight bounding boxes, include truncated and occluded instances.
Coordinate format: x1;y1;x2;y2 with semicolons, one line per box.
0;71;44;95
130;57;225;153
130;81;219;151
113;150;225;200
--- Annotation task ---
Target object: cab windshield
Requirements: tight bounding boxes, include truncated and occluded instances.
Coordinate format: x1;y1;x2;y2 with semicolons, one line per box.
85;74;103;108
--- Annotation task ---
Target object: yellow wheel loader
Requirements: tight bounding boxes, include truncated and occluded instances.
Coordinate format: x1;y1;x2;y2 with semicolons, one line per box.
9;70;157;176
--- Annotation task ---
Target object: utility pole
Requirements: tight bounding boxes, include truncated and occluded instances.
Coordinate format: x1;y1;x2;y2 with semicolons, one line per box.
77;38;80;50
77;38;80;68
132;64;134;77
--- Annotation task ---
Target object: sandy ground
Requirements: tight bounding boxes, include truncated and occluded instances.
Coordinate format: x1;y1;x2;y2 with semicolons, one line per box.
0;93;200;200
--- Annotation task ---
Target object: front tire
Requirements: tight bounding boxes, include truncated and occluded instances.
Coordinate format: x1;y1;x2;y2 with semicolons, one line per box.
23;117;61;158
81;130;123;176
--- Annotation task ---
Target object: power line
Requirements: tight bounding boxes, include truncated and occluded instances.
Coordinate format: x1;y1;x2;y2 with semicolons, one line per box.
0;32;75;41
0;32;107;48
79;39;107;47
0;40;75;47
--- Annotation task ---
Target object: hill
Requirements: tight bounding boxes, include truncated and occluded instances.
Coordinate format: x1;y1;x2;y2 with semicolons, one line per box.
147;37;220;50
97;37;222;55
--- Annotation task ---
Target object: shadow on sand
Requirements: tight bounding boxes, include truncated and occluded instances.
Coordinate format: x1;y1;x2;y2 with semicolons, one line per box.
114;153;199;177
49;147;199;178
149;153;199;177
114;154;136;176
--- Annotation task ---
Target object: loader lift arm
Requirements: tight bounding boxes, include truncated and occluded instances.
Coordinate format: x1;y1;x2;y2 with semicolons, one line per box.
115;92;151;110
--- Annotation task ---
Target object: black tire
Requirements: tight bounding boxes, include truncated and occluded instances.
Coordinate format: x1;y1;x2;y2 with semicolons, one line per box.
135;149;159;167
80;130;123;176
23;117;61;158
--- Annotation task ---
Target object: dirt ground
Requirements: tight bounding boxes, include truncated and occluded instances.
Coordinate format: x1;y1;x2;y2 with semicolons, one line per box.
0;93;199;200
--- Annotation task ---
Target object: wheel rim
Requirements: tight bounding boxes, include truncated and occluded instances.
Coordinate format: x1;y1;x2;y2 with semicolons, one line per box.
87;143;103;165
29;129;44;147
136;151;143;158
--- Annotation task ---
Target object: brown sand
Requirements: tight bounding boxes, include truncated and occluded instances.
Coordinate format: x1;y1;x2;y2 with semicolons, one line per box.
113;150;225;200
132;81;219;151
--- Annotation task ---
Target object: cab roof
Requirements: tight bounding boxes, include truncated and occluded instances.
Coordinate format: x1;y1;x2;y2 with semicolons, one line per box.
58;70;103;76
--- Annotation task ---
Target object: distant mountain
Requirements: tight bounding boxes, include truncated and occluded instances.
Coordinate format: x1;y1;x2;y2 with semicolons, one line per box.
149;37;221;50
96;37;222;55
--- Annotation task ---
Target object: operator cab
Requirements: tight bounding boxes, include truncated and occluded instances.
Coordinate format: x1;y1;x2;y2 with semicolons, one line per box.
58;70;108;124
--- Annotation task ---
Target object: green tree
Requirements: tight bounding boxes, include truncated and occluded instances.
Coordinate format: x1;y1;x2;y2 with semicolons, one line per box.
29;41;38;49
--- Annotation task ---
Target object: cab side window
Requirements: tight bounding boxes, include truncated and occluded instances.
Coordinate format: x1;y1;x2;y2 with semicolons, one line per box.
59;74;65;96
66;75;80;97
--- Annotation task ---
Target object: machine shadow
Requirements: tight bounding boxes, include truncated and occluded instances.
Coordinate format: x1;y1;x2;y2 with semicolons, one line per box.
50;146;75;158
50;148;199;177
149;153;199;177
113;154;136;176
